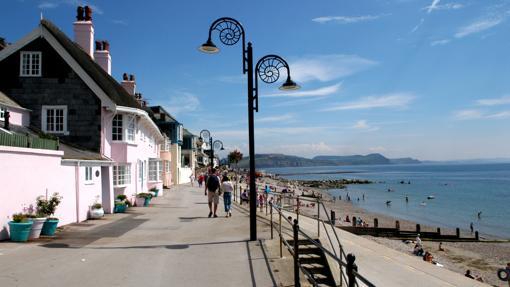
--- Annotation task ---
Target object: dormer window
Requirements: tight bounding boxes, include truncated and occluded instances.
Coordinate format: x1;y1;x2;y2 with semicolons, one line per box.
20;51;42;77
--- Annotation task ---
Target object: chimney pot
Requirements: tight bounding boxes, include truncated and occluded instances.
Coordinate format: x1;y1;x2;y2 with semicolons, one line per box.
102;40;110;51
123;73;128;81
95;40;102;51
129;74;135;81
77;6;84;21
84;6;93;21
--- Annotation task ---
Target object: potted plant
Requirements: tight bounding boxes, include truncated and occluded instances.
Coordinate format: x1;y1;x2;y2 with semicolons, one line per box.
89;203;104;219
37;193;62;236
22;204;47;240
149;187;159;197
114;195;128;213
8;213;33;242
135;193;151;207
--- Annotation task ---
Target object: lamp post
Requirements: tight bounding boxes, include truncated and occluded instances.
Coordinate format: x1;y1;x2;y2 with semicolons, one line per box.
199;17;299;241
199;129;224;169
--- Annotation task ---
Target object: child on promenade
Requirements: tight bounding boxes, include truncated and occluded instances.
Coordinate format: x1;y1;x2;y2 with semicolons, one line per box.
221;175;234;217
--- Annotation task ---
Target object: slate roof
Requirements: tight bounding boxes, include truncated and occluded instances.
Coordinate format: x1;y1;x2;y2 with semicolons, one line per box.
149;106;180;124
41;19;141;109
0;90;24;109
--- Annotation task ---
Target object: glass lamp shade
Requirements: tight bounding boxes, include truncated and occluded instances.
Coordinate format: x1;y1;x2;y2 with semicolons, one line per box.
198;39;219;54
279;77;300;91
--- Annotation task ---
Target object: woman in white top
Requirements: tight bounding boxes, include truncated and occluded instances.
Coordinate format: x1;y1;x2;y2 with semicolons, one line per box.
221;175;234;217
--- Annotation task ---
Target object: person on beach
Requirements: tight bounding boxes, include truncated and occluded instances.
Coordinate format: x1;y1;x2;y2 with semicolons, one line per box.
470;222;474;233
221;175;234;217
465;270;484;282
477;211;482;219
416;234;422;246
438;242;445;251
205;168;220;218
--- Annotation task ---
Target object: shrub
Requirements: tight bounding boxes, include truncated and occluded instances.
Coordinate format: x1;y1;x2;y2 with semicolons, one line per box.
36;193;62;217
12;213;27;223
117;194;127;201
114;201;126;206
91;203;102;209
136;193;151;199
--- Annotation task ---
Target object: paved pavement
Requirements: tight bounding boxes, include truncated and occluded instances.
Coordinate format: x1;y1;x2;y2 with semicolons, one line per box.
0;184;276;287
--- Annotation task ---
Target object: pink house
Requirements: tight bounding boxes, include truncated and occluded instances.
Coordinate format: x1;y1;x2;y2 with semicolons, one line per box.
0;7;164;239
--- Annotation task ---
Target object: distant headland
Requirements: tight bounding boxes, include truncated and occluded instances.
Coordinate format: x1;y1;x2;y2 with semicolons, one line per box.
236;153;421;168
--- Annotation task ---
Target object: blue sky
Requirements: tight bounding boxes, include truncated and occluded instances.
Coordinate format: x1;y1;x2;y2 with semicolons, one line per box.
2;0;510;160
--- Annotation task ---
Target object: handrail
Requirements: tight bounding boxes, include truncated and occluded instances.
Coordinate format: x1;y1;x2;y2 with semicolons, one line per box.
263;189;376;287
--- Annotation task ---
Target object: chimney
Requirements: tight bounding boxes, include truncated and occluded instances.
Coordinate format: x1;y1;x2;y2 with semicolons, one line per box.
73;6;94;57
121;73;136;96
94;40;111;75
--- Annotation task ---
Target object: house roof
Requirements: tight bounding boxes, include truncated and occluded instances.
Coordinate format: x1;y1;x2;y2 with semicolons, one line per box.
40;19;141;109
183;128;196;137
0;90;24;109
149;105;180;124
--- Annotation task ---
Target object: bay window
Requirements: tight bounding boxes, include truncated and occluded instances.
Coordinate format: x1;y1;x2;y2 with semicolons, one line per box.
112;114;136;142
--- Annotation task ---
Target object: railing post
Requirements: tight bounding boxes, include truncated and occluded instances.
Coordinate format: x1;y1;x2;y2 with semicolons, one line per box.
456;227;460;238
346;253;358;287
265;194;268;215
296;196;300;222
331;210;336;225
270;203;274;240
352;216;357;227
475;231;479;240
339;243;343;286
279;199;283;258
293;219;301;287
317;198;320;238
416;224;421;233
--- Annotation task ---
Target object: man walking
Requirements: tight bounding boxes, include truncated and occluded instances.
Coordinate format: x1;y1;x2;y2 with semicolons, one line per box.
205;168;220;218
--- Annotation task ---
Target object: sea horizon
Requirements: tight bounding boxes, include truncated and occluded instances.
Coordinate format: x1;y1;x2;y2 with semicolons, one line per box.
265;162;510;239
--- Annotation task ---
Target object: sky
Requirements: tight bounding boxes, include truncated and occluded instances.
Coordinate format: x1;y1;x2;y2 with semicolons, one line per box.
1;0;510;161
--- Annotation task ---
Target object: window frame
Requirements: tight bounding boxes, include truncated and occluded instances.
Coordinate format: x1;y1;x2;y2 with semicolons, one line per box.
165;160;171;173
112;114;123;141
41;105;68;135
148;159;162;182
20;51;42;77
84;166;93;184
113;164;131;187
126;115;136;143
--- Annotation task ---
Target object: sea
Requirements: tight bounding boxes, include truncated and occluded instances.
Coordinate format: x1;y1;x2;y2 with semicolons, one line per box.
264;163;510;239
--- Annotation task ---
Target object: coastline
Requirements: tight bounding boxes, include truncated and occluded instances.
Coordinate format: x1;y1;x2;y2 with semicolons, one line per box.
258;174;510;286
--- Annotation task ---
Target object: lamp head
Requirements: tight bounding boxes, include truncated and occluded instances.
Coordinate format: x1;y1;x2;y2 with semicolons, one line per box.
221;147;225;151
198;38;219;54
279;77;300;91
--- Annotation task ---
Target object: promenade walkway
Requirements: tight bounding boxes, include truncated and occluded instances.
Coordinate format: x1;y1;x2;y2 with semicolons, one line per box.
0;184;276;287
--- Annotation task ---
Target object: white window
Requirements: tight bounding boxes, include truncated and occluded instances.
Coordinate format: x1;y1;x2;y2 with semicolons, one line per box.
148;159;162;182
165;160;171;173
42;105;68;134
85;167;93;183
20;51;42;77
127;116;135;142
0;107;5;121
165;139;171;151
112;114;123;141
113;164;131;186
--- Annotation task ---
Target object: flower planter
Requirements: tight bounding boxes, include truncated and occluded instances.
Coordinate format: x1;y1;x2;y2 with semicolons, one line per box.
149;191;156;198
135;197;146;207
143;197;151;207
8;221;33;242
114;204;127;213
90;208;104;219
28;218;47;239
150;190;159;197
41;219;59;236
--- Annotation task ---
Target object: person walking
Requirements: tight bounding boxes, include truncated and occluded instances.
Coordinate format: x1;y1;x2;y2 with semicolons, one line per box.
221;175;234;217
205;168;220;218
198;173;204;188
189;173;195;187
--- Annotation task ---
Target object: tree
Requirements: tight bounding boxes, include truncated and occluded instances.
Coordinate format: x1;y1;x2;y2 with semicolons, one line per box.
228;150;243;165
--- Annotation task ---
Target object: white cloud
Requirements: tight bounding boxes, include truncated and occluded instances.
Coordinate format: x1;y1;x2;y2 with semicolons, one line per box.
323;93;415;111
424;1;464;13
312;15;386;24
112;19;128;26
162;92;200;116
430;39;451;46
257;114;294;123
453;109;483;120
289;55;377;83
455;17;504;38
411;18;424;33
476;95;510;106
486;111;510;119
351;120;379;131
264;83;341;98
38;2;58;9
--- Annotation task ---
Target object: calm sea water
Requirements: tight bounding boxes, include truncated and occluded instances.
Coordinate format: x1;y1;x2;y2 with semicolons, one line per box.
265;163;510;238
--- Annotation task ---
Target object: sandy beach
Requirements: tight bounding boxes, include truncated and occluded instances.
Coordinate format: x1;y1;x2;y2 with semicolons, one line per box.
255;175;510;287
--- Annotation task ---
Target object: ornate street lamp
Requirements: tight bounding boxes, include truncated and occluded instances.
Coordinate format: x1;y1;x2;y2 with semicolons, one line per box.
199;17;299;241
199;129;224;168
